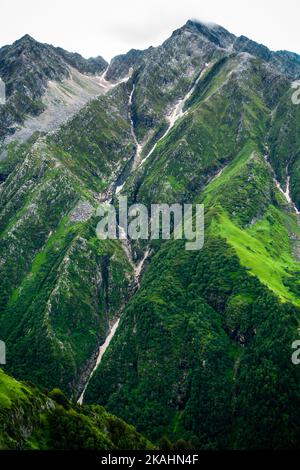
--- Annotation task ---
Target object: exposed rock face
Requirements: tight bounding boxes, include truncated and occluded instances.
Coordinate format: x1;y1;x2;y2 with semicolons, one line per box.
54;46;107;75
70;201;94;222
0;34;107;141
105;48;147;81
1;67;112;148
234;35;272;61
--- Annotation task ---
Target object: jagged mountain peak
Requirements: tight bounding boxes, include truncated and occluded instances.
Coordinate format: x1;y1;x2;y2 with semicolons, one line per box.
11;34;53;57
106;19;230;82
54;46;108;75
175;19;236;49
0;35;70;98
15;33;37;44
0;34;108;141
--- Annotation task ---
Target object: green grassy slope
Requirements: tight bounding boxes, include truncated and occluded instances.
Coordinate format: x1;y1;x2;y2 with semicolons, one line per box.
0;368;152;450
202;144;300;306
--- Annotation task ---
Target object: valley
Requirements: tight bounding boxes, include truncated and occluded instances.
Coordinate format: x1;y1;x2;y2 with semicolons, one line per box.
1;18;300;450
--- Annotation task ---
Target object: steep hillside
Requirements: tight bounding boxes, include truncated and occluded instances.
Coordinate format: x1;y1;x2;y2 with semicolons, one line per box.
0;20;300;450
0;368;152;450
86;144;300;449
84;27;300;449
0;82;136;395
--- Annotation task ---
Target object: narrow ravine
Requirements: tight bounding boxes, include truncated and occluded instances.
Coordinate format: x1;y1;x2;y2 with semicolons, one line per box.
128;85;143;171
264;156;300;216
274;167;299;216
77;247;151;405
115;84;142;194
78;65;209;404
77;319;120;405
138;63;210;168
115;64;210;193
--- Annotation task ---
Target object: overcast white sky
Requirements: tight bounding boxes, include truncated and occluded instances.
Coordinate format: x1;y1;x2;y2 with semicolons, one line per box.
1;0;299;61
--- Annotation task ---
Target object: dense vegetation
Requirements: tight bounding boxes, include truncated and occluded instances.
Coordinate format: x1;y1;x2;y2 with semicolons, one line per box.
86;212;300;448
85;40;300;448
0;19;300;449
0;369;152;450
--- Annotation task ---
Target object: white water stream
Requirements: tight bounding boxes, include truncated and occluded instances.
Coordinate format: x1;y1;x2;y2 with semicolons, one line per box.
77;245;150;404
77;319;120;405
263;156;299;216
274;168;299;216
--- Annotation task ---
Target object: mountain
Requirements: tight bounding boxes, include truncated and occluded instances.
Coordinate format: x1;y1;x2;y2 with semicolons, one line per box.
0;34;108;142
0;20;300;449
0;368;152;449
